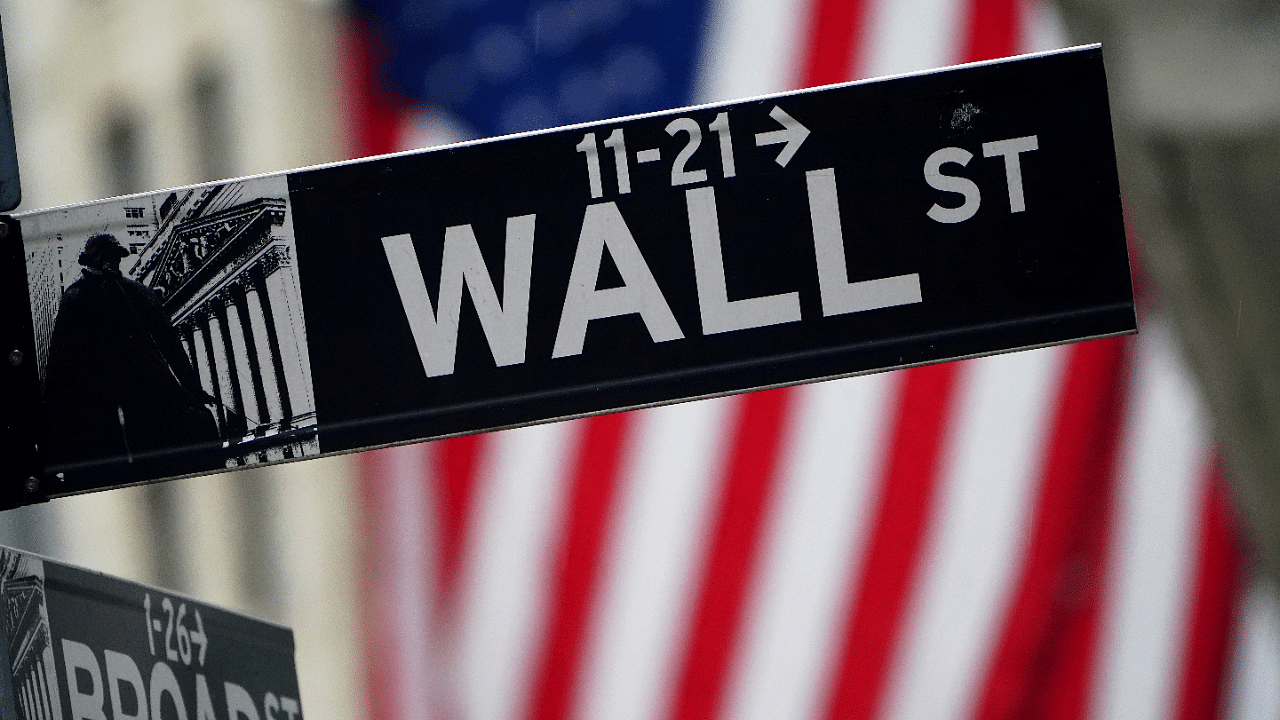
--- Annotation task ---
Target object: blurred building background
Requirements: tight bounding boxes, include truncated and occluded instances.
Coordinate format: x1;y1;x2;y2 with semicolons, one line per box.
0;2;364;719
1;2;1279;720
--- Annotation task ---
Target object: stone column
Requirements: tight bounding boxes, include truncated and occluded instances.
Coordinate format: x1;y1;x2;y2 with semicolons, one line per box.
243;269;287;429
213;296;249;438
251;261;294;430
19;678;31;720
231;283;272;432
194;311;227;435
261;247;316;427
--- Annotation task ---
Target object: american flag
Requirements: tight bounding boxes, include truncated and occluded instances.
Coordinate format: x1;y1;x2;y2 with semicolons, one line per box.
341;1;1280;719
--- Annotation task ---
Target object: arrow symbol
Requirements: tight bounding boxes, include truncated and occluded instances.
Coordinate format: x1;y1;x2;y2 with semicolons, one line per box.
755;106;809;167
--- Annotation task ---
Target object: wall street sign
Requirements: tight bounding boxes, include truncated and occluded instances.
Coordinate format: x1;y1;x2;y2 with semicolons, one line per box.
1;45;1132;504
0;546;300;720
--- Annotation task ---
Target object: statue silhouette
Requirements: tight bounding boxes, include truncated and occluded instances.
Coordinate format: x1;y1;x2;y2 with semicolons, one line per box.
42;233;221;483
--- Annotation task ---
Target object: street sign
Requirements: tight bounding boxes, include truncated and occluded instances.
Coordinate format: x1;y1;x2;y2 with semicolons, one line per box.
2;45;1132;504
0;546;300;720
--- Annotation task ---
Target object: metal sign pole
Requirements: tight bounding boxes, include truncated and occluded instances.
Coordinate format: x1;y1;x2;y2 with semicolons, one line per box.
1;215;40;509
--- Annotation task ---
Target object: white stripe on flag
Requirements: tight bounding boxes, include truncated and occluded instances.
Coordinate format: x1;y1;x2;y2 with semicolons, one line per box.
696;0;815;102
883;345;1067;720
723;372;900;720
1225;577;1280;720
458;421;583;720
573;397;739;720
860;0;967;78
1019;0;1071;55
1091;318;1210;720
383;442;437;720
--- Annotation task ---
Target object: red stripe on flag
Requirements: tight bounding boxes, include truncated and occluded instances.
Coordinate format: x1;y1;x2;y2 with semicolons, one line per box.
798;0;871;86
667;388;797;720
1174;462;1245;720
958;0;1021;63
434;434;486;615
823;362;962;720
527;414;633;720
973;336;1131;720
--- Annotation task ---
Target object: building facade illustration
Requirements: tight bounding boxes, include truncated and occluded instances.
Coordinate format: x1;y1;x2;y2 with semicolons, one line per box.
130;181;319;466
24;177;320;470
0;554;62;720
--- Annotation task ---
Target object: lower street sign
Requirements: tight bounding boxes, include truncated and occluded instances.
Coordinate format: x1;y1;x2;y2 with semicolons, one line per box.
0;546;300;720
1;44;1132;504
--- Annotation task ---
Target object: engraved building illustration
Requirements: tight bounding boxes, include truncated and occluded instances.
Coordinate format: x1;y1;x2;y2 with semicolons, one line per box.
132;182;318;465
23;175;320;469
0;552;62;720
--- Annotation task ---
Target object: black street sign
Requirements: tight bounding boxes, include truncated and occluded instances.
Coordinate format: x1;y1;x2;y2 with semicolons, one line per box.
0;546;300;720
1;45;1132;504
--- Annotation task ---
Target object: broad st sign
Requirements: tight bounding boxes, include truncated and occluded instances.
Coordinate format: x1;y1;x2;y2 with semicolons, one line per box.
2;45;1132;502
0;547;300;720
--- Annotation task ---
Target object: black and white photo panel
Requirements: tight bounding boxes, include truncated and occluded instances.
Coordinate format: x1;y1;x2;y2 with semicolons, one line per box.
21;175;319;492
